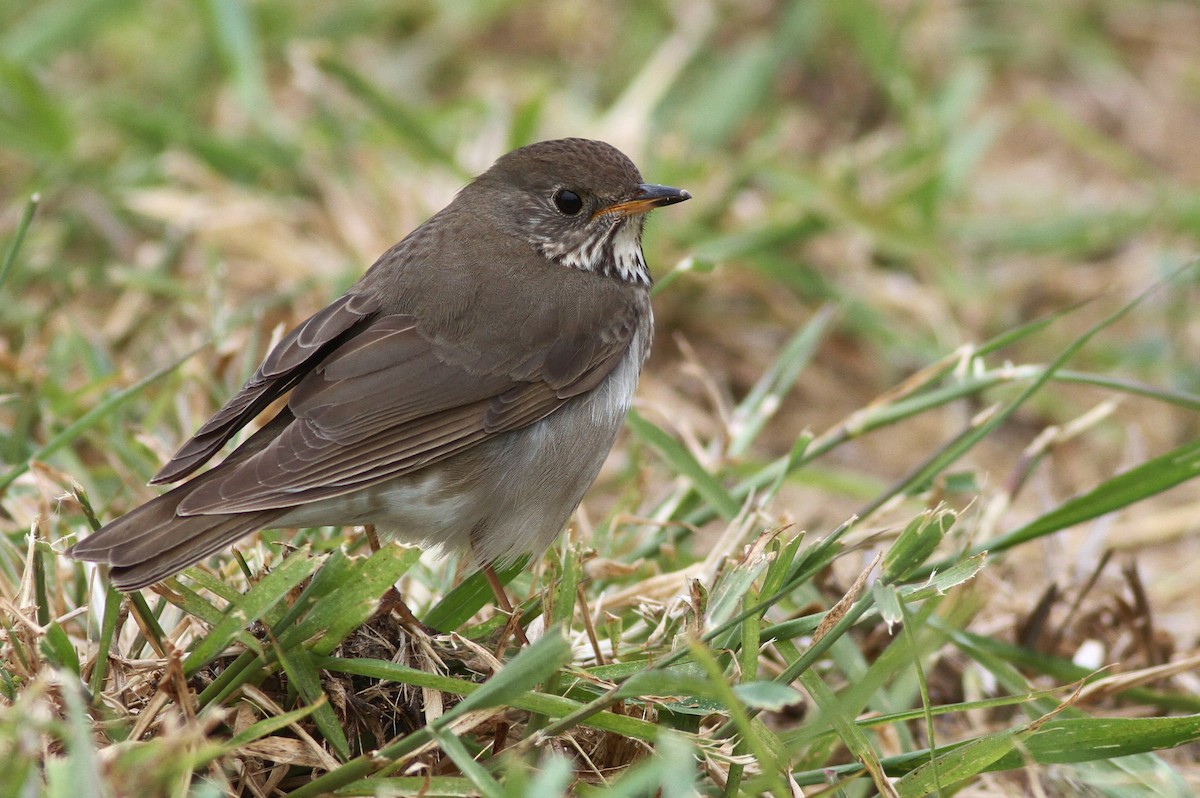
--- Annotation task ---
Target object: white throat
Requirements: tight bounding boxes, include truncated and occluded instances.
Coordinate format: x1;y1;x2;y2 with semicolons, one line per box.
610;223;649;285
538;221;650;286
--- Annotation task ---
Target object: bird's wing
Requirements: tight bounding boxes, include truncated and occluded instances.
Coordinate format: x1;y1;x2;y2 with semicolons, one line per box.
151;291;382;484
174;296;641;515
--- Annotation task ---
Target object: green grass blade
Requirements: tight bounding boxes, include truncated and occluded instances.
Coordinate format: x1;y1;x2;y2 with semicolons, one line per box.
314;655;659;740
0;346;201;494
423;560;525;632
626;409;740;520
1022;715;1200;765
222;699;322;751
276;646;350;760
895;729;1024;794
205;0;272;125
183;549;321;675
279;543;420;651
971;437;1200;557
0;194;38;292
428;725;505;798
87;584;124;699
728;306;832;457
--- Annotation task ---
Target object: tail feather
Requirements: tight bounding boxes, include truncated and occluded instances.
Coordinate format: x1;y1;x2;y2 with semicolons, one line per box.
70;412;294;590
69;482;285;591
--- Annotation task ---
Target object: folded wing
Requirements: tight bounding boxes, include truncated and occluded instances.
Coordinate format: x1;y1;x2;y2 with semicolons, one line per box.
173;303;639;514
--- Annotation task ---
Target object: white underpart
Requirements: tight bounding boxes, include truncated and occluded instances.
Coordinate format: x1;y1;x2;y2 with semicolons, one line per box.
611;222;649;284
279;469;468;530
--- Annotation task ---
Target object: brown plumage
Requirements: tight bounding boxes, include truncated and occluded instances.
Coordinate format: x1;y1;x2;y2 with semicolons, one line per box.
69;139;690;590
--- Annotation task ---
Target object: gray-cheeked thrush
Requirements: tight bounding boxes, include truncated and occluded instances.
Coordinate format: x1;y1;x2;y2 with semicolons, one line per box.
69;138;691;590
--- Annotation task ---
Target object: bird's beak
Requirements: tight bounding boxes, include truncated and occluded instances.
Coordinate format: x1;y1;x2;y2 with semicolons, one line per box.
598;183;692;218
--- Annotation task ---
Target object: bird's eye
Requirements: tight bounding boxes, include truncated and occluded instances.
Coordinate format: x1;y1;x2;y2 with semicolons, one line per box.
553;189;583;216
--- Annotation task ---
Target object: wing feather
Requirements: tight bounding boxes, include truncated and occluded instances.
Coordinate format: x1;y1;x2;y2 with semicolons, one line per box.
151;291;381;484
175;303;638;514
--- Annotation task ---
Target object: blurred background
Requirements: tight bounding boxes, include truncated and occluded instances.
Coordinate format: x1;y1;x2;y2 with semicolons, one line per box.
3;0;1200;653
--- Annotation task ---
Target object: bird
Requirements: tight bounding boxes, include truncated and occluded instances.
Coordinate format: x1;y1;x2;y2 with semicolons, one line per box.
69;138;691;592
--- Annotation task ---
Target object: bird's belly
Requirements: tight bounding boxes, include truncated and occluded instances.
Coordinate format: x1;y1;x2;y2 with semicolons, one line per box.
278;469;476;532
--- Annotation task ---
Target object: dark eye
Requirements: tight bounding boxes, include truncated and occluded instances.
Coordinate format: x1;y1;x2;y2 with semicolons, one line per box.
553;189;583;216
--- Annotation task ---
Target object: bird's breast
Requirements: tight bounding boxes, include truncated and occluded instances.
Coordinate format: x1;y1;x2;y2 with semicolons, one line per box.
575;309;651;427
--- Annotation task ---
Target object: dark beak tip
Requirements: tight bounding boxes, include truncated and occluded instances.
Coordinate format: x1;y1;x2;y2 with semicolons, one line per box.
637;183;692;207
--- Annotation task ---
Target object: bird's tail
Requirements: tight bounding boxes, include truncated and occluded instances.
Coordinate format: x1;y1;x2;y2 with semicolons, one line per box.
69;481;285;591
